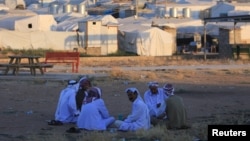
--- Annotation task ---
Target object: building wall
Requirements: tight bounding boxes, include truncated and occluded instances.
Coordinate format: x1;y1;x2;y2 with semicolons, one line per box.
218;27;248;59
101;25;118;55
86;20;102;48
85;21;118;56
218;28;232;58
229;28;241;45
240;25;250;44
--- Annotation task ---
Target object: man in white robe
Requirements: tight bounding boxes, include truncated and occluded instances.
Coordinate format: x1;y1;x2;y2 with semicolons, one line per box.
144;81;168;121
114;88;151;131
77;87;115;131
55;80;78;123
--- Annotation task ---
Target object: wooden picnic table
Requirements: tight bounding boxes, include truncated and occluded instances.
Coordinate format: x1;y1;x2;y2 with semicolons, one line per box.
0;55;53;76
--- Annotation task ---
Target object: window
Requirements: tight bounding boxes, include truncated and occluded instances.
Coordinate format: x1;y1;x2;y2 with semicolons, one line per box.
28;23;32;28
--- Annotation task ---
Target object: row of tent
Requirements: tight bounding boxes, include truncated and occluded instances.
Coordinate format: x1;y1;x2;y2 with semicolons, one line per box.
1;0;250;56
0;9;175;56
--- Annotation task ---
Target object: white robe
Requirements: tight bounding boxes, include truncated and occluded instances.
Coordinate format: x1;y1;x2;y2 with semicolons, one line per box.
77;99;115;130
118;96;151;131
144;88;168;117
55;85;78;123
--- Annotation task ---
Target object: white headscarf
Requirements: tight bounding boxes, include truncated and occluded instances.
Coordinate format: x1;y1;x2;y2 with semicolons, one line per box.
147;81;159;87
67;80;78;90
68;80;77;85
125;87;143;101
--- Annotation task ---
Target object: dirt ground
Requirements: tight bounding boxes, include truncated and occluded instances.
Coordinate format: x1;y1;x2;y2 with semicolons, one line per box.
0;58;250;141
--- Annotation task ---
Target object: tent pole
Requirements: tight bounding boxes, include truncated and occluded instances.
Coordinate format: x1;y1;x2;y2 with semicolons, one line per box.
135;0;138;18
233;21;237;59
234;21;236;46
203;21;207;60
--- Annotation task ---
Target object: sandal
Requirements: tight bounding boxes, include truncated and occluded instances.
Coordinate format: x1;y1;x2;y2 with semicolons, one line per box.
66;127;81;133
48;120;63;126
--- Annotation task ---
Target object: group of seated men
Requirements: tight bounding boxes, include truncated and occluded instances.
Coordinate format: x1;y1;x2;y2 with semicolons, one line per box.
49;76;190;133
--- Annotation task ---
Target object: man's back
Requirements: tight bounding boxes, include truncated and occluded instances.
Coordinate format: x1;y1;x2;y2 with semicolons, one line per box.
55;85;77;123
77;98;113;131
166;95;188;129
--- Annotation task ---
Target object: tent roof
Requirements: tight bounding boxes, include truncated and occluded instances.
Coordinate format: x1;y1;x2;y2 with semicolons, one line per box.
79;15;118;25
56;14;118;31
4;9;37;16
204;15;250;23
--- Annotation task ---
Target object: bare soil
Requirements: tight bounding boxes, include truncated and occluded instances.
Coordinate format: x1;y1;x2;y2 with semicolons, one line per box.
0;57;250;141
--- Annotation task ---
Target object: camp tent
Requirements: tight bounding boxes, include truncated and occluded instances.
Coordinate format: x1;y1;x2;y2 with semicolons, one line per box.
0;15;28;30
14;14;57;31
118;26;173;56
0;14;57;31
0;29;82;50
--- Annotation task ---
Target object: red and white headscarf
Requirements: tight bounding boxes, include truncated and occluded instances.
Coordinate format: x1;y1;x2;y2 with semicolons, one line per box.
163;83;175;96
84;87;102;104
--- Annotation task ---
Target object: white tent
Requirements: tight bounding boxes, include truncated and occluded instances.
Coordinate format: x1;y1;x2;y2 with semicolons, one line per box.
118;27;173;56
0;3;9;10
55;14;118;31
4;0;26;10
14;14;57;31
0;29;83;50
0;15;28;30
0;10;57;31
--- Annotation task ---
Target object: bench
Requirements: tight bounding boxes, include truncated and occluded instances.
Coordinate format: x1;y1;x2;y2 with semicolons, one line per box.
44;52;80;73
0;63;53;75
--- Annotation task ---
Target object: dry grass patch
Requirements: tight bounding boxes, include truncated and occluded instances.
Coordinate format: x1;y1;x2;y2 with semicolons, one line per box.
80;70;95;74
109;67;159;80
162;71;185;80
136;125;167;141
110;67;125;79
26;131;116;141
190;123;208;140
135;125;194;141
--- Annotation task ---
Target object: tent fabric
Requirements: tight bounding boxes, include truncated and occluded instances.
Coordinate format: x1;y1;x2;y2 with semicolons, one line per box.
56;17;83;31
0;3;9;10
0;14;57;31
99;14;118;25
54;12;85;23
210;2;234;17
0;29;84;50
56;15;118;31
15;15;57;31
118;27;173;56
0;16;27;30
4;0;26;10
